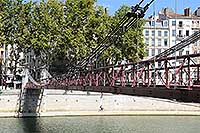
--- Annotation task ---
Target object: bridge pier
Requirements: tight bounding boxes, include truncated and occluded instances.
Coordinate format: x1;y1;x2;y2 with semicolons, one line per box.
17;88;45;117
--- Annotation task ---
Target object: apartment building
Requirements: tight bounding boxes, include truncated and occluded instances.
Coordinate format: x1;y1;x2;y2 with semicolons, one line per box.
143;15;169;61
143;7;200;84
144;7;200;60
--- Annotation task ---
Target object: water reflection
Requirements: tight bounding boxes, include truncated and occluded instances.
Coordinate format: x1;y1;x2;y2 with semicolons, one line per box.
19;118;43;133
0;116;200;133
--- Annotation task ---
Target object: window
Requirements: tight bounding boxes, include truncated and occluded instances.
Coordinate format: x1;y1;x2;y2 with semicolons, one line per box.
164;39;168;46
164;21;168;27
179;21;183;27
158;39;162;46
152;21;155;26
145;38;149;46
152;49;155;56
158;31;161;36
164;31;168;37
179;50;182;56
171;40;176;46
158;49;161;54
152;30;155;36
172;30;176;36
145;30;149;36
146;49;149;56
186;30;189;36
152;39;155;46
172;21;176;26
186;51;189;54
179;30;183;37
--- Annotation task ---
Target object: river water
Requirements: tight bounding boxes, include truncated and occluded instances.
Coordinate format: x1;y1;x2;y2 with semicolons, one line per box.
0;116;200;133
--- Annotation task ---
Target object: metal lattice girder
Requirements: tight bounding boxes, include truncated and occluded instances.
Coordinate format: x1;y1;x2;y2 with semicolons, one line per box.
25;53;200;89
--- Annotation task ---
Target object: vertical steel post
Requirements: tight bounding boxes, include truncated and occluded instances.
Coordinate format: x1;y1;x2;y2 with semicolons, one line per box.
180;68;183;85
144;63;147;86
197;66;199;83
111;67;115;86
120;65;125;86
188;57;191;90
136;64;138;87
165;60;169;88
147;62;150;87
89;72;92;86
132;64;135;87
103;69;106;86
96;72;98;86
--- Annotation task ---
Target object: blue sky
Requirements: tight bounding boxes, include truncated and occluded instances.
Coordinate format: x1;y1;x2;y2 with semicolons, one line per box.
97;0;200;18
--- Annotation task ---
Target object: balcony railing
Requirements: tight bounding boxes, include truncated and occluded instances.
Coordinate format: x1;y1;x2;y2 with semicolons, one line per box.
192;24;200;28
176;35;185;41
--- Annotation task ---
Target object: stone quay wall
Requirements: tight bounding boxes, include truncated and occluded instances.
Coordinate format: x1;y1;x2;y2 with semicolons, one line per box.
0;89;200;117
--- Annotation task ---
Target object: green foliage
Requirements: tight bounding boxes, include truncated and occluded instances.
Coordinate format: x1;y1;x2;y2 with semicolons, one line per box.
0;0;145;75
30;0;66;59
0;0;34;77
106;5;145;63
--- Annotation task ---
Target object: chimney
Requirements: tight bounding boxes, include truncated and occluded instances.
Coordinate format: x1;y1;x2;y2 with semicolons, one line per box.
164;8;167;16
184;8;190;16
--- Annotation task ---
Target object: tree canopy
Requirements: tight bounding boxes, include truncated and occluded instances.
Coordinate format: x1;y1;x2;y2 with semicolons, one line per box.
0;0;145;75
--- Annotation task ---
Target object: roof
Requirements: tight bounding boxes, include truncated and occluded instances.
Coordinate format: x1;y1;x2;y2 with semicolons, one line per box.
165;13;200;19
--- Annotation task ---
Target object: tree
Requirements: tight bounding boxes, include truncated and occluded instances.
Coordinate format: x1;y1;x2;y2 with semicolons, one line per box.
0;0;146;79
50;0;112;72
30;0;67;77
105;5;145;63
0;0;34;87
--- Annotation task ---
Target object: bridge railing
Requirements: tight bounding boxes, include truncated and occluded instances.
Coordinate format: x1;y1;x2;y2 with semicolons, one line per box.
24;53;200;90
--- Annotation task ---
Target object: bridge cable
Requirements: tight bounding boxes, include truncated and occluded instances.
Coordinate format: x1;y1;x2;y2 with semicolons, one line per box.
67;0;155;77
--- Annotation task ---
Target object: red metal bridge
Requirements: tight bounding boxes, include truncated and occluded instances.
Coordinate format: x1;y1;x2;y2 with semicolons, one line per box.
25;0;200;103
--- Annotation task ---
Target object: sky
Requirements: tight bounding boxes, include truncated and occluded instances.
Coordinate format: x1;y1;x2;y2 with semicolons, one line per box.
97;0;200;18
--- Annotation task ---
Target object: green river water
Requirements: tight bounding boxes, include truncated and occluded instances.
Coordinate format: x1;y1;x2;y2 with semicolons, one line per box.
0;116;200;133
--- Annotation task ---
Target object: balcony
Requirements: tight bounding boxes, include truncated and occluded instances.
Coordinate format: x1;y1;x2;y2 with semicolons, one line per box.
177;24;184;29
176;35;185;41
192;24;200;28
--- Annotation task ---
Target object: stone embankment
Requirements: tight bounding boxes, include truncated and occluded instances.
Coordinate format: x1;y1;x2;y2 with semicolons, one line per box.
0;89;200;117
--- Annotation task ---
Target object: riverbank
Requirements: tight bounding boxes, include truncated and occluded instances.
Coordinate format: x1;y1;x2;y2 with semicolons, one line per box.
0;89;200;117
2;111;200;118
